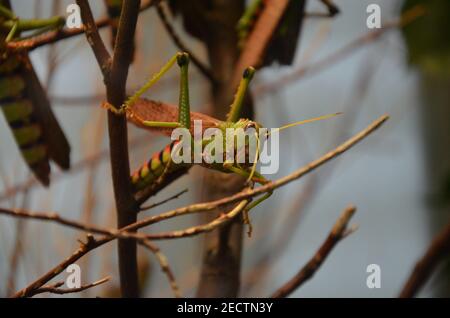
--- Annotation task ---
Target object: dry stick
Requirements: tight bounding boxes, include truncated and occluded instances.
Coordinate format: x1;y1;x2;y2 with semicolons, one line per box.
6;0;158;52
28;276;110;297
399;220;450;298
254;5;426;96
11;115;386;297
271;205;357;298
138;240;181;297
76;0;140;298
139;188;188;212
0;199;248;244
155;3;216;84
319;0;340;16
6;188;30;295
5;212;181;298
2;203;247;297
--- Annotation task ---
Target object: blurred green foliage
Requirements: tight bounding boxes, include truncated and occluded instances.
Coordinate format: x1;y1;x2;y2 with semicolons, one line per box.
402;0;450;76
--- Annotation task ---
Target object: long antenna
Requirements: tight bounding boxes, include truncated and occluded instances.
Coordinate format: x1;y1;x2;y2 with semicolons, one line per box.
269;112;342;135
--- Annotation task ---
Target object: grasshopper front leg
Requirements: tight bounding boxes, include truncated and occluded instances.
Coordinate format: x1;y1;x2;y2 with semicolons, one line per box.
0;4;65;38
224;165;273;237
120;52;192;130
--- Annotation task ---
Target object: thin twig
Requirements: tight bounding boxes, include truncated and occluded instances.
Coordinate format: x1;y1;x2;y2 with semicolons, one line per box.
140;189;188;212
138;240;181;297
29;276;110;297
6;0;158;52
399;220;450;298
76;0;112;74
0;198;248;243
319;0;340;16
271;205;357;298
156;3;216;84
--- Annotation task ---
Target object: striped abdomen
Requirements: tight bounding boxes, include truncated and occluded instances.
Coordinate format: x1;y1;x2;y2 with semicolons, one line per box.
131;140;191;192
0;53;51;184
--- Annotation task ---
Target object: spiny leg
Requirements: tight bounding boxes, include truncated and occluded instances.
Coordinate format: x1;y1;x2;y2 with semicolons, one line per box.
226;66;255;123
122;52;192;130
224;165;272;237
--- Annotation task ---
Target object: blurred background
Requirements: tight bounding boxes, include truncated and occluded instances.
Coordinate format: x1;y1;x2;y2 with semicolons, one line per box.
0;0;448;297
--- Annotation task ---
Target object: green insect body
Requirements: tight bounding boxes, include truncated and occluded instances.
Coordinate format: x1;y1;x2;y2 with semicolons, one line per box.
130;118;260;193
0;3;70;186
123;54;262;193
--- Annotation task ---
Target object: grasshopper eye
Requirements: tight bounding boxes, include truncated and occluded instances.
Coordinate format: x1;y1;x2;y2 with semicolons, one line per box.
245;122;256;130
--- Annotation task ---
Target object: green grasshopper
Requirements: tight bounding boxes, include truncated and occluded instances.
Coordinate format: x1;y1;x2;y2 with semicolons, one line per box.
104;52;338;227
0;2;70;186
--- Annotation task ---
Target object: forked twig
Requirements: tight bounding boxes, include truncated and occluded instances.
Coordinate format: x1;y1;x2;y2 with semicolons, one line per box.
28;276;110;297
399;221;450;298
156;3;216;83
271;205;357;298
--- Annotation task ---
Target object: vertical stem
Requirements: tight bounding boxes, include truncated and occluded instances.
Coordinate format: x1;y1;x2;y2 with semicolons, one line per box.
106;0;141;298
77;0;141;297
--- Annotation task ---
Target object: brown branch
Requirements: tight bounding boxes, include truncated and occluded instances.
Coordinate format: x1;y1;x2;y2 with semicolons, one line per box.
11;115;387;297
156;3;216;84
399;220;450;298
271;205;357;298
28;276;110;297
138;240;181;297
0;198;248;243
7;212;180;298
76;0;112;74
105;0;141;298
77;0;140;297
319;0;340;16
6;0;158;52
139;188;188;211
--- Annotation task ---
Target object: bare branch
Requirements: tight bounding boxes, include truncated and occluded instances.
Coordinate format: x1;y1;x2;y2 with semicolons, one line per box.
6;0;158;51
271;205;357;298
139;189;188;212
138;241;181;298
29;276;110;297
156;3;216;83
399;221;450;298
76;0;112;75
77;0;141;298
